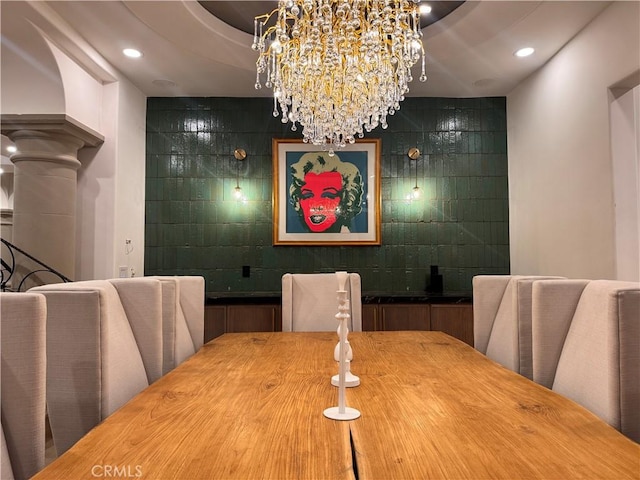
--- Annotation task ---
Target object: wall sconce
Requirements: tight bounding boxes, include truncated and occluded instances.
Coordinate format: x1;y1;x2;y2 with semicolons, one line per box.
407;147;421;201
233;148;247;201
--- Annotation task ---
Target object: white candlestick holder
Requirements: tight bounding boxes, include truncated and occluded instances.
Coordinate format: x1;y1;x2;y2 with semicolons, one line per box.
331;325;360;387
324;272;361;421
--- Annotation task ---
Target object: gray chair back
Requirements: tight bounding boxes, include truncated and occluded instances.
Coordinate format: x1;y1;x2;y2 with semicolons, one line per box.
150;276;205;374
1;292;47;480
29;281;149;455
109;277;164;383
473;275;563;379
282;273;362;332
532;279;640;442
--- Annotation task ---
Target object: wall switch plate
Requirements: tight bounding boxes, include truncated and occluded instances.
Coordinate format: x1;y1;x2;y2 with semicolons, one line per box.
118;266;128;278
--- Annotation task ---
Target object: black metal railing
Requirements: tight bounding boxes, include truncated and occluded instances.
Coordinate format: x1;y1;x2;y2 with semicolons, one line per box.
1;238;71;292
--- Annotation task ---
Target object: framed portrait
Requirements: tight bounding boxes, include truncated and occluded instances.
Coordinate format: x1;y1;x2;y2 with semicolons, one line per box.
272;138;381;246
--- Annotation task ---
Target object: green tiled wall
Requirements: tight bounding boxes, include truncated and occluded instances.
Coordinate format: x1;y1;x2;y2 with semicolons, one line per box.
145;97;509;295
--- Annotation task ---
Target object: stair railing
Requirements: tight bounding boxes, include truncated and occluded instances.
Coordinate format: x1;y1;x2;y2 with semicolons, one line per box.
1;238;71;292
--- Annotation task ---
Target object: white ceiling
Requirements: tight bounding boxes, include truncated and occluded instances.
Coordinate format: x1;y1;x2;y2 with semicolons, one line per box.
1;0;612;99
2;1;614;164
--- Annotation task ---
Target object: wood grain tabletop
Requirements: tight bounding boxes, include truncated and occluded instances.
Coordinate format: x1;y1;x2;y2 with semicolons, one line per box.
33;331;640;480
34;332;354;480
347;331;640;479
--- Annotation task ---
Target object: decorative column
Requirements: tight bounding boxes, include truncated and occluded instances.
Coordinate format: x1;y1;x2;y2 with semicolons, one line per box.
2;115;103;281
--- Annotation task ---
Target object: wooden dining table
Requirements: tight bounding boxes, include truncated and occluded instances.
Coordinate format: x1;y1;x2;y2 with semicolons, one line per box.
33;331;639;479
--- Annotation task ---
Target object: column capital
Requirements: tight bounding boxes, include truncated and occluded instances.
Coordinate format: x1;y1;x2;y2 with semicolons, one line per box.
1;114;104;148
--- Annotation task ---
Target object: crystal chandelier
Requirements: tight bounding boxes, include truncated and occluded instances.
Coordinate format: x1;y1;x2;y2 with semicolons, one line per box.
253;0;427;153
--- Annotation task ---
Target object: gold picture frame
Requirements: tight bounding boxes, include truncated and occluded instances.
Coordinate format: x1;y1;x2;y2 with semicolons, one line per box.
272;138;381;246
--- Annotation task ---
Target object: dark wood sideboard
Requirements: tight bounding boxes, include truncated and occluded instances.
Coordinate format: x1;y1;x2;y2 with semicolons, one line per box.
205;295;474;347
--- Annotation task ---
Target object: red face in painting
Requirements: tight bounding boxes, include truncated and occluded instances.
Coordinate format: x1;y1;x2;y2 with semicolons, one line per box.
299;171;343;232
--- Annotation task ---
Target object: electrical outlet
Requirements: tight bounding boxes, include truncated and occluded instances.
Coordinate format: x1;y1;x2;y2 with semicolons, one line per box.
118;266;128;278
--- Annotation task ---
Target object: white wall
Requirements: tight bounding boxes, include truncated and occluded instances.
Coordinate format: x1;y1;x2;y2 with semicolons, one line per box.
1;2;146;281
74;68;146;281
76;85;117;280
48;41;103;133
507;2;640;279
611;85;640;281
113;81;146;279
0;4;65;115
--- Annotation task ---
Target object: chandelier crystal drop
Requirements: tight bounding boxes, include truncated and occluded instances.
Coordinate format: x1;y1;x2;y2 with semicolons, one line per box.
253;0;427;153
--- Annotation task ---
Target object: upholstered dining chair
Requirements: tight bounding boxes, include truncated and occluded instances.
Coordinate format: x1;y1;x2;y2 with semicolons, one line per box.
1;292;47;480
29;280;150;455
531;279;640;442
281;273;362;332
149;276;205;374
472;274;563;379
109;277;164;383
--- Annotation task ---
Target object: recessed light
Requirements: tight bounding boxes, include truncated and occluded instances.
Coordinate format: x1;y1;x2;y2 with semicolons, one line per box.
0;167;4;175
123;48;142;58
515;47;535;58
419;4;432;15
6;145;16;153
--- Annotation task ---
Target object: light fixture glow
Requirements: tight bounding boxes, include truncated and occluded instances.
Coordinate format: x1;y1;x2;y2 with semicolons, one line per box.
6;145;16;153
253;1;427;153
123;48;142;58
233;148;247;202
515;47;535;57
407;146;422;202
419;4;432;15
